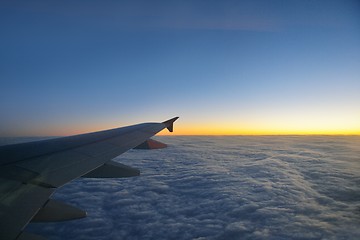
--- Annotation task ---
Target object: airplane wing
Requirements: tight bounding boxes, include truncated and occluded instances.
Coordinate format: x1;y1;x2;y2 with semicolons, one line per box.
0;117;178;240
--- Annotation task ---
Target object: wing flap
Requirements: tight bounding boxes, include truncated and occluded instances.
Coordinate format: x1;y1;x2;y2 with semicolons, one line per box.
82;160;140;178
31;199;86;222
134;138;167;149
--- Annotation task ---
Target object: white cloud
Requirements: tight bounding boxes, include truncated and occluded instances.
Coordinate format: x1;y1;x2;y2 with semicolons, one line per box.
26;136;360;239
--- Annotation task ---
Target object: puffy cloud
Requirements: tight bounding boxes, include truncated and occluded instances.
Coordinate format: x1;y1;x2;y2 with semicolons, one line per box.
25;136;360;239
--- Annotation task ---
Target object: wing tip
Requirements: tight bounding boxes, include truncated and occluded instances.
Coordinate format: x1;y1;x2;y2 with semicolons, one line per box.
162;117;179;132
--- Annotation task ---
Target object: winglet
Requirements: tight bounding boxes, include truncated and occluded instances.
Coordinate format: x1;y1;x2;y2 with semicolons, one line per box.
162;117;179;132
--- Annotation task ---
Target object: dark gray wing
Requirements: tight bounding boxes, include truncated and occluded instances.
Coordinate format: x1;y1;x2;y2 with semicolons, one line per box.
0;117;178;239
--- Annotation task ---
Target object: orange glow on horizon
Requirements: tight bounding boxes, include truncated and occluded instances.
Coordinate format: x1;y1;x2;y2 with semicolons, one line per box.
7;118;359;137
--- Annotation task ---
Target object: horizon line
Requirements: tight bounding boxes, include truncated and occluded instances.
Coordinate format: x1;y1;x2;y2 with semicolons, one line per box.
1;133;360;138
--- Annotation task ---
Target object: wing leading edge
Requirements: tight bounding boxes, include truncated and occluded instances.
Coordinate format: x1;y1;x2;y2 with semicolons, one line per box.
0;117;178;239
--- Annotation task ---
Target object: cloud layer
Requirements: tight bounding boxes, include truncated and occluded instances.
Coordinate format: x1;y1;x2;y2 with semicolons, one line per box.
27;136;360;239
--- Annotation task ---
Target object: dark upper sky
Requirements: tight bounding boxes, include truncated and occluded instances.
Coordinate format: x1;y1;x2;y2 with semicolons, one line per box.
1;0;359;136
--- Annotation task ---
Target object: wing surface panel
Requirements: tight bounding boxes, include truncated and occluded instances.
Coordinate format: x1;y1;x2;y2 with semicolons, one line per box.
0;179;54;239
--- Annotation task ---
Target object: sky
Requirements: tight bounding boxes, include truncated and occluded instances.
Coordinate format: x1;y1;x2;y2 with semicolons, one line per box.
0;0;359;136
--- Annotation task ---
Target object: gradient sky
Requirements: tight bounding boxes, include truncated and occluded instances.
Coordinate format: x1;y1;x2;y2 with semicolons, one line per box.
1;0;359;136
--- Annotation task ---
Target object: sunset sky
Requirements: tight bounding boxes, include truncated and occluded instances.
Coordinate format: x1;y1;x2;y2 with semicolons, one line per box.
1;0;359;136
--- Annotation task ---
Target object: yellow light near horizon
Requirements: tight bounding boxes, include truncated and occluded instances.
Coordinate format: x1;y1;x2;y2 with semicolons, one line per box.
158;114;360;136
159;124;360;135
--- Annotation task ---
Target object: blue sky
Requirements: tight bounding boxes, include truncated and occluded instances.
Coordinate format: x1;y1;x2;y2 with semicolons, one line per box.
1;0;359;136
